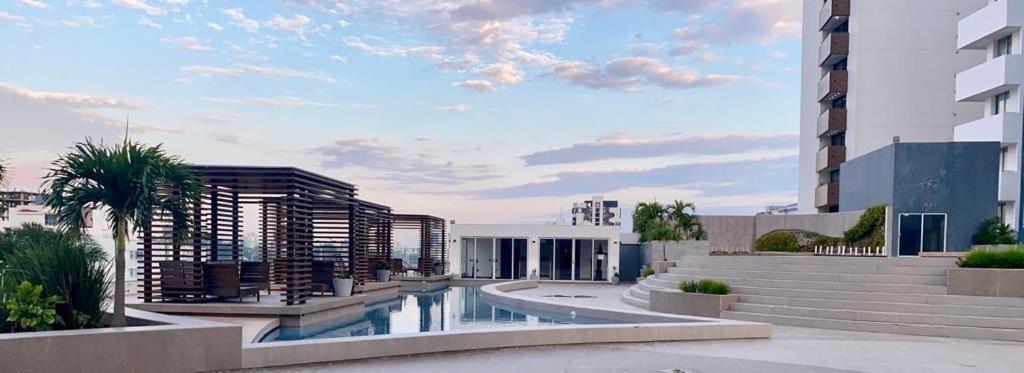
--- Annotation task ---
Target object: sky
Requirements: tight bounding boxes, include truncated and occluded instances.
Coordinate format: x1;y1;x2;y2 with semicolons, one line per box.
0;0;802;230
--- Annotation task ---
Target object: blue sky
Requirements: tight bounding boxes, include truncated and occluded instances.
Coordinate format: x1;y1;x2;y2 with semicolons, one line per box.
0;0;802;226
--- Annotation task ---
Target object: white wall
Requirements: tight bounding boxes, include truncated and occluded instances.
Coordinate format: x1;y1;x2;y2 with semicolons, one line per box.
450;223;620;283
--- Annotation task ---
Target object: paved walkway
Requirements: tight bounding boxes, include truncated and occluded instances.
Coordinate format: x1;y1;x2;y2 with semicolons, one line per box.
510;282;650;313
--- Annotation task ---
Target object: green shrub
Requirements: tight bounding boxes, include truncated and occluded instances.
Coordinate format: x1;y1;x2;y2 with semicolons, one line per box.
641;265;655;278
678;279;731;295
0;224;109;331
957;248;1024;269
811;235;842;247
973;217;1018;245
844;205;886;246
755;231;799;252
4;281;64;332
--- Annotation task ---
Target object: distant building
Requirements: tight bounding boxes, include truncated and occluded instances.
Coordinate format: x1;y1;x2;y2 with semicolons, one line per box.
1;191;44;221
758;203;799;216
571;196;621;227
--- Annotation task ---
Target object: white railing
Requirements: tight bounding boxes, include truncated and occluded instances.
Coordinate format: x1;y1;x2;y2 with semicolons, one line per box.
814;245;887;257
710;247;753;254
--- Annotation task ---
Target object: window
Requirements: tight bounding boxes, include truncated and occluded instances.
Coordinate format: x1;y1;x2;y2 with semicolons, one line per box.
1001;146;1016;171
996;34;1013;58
830;132;846;146
829;169;841;183
994;92;1010;115
44;214;57;226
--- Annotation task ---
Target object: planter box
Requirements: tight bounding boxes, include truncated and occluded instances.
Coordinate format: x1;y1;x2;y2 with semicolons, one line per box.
653;261;676;274
948;268;1024;298
649;290;739;318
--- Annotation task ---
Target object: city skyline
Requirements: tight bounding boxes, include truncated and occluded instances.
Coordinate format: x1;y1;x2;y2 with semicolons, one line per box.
0;0;802;224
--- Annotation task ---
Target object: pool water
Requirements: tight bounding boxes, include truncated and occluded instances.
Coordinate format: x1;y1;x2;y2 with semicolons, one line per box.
260;286;632;342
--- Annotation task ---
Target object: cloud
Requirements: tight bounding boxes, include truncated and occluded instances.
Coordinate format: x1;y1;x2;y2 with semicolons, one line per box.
672;0;800;46
203;96;338;108
473;155;797;199
161;36;214;51
437;104;471;112
454;80;497;93
550;56;740;91
265;14;312;40
0;11;27;25
647;0;719;13
137;17;163;29
221;8;259;32
181;63;335;82
17;0;50;10
521;133;798;165
314;138;499;186
206;21;223;31
111;0;166;16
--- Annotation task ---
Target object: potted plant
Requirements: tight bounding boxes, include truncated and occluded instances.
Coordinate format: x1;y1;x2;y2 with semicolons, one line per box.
529;268;538;280
333;271;353;297
375;261;391;283
610;266;620;285
433;259;444;275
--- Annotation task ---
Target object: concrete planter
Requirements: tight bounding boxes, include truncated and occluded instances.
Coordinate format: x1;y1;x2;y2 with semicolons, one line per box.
333;278;353;297
376;270;391;283
653;261;676;274
947;268;1024;297
649;289;739;318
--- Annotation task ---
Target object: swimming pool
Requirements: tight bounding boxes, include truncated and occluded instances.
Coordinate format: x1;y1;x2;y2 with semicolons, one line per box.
260;286;643;342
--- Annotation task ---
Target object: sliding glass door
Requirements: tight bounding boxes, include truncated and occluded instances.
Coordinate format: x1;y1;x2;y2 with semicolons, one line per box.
574;239;593;281
539;239;554;280
898;213;947;256
460;237;528;279
540;237;610;282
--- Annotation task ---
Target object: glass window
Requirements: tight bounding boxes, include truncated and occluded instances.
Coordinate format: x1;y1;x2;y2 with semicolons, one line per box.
994;92;1010;115
539;239;554;280
996;34;1012;58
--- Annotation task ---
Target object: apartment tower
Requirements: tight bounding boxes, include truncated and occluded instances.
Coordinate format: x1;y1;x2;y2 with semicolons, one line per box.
571;196;621;227
953;0;1024;236
799;0;988;213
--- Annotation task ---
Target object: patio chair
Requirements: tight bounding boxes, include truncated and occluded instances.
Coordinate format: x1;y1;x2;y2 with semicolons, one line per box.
240;261;271;295
159;260;203;302
311;260;336;295
204;262;260;302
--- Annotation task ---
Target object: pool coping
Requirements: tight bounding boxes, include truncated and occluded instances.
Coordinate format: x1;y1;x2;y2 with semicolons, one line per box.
239;280;772;369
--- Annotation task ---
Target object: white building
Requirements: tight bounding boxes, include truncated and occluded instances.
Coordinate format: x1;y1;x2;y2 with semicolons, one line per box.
0;196;139;294
571;196;621;227
450;223;620;283
758;203;799;216
799;0;988;213
953;0;1024;236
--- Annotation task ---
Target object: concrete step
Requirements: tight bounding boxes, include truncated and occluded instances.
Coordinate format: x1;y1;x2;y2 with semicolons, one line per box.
657;273;947;295
681;256;957;267
629;285;650;301
731;285;1024;308
620;288;649;309
721;311;1024;343
736;294;1024;319
674;261;950;276
670;268;946;286
645;276;681;289
729;303;1024;330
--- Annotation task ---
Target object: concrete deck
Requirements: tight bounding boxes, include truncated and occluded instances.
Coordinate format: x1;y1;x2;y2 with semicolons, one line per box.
247;325;1024;373
508;282;650;313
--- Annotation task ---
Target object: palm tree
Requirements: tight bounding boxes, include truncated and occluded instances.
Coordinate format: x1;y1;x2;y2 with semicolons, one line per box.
632;201;667;241
647;220;682;262
668;200;706;240
43;139;200;327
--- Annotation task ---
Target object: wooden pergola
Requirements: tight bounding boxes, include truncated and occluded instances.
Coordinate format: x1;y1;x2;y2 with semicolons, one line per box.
139;165;388;305
393;214;447;276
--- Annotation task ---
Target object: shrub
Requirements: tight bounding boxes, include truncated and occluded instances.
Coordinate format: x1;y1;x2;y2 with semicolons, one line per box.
641;265;655;278
755;231;799;252
812;235;842;247
973;217;1018;245
4;281;64;332
957;248;1024;269
0;224;109;331
844;205;886;247
678;279;731;295
375;261;390;270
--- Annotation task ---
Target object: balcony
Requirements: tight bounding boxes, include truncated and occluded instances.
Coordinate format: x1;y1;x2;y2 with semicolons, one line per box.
819;0;850;32
956;55;1024;102
1000;170;1020;203
815;182;841;209
958;0;1024;50
819;32;849;67
817;108;847;138
818;70;848;102
953;112;1023;144
816;145;846;172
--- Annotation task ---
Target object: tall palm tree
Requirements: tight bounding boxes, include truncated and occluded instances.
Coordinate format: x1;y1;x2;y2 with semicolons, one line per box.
43;139;200;327
647;220;682;262
633;201;667;242
669;200;706;240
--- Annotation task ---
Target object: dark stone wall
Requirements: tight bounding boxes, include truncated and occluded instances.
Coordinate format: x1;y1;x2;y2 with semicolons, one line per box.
840;142;1000;253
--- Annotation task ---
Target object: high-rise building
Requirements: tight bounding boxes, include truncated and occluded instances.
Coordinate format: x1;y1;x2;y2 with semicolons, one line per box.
799;0;988;213
953;0;1024;236
571;196;621;227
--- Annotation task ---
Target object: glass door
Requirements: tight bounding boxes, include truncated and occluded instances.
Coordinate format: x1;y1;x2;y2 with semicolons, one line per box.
574;239;593;281
460;238;475;278
555;239;573;280
514;239;527;279
497;238;514;279
593;240;608;281
539;239;554;280
475;238;494;278
898;213;947;256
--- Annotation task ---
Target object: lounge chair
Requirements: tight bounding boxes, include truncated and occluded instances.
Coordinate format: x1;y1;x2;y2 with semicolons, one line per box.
204;262;260;302
159;260;203;302
241;261;271;295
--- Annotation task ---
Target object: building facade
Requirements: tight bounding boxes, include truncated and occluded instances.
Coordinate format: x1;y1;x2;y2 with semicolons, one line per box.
757;203;799;216
799;0;988;213
571;196;621;226
953;0;1024;237
450;223;621;283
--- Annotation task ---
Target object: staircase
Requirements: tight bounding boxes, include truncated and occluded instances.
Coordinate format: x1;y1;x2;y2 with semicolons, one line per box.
623;255;1024;342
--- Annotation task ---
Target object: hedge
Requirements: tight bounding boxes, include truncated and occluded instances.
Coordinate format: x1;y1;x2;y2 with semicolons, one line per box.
957;248;1024;269
755;231;800;252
